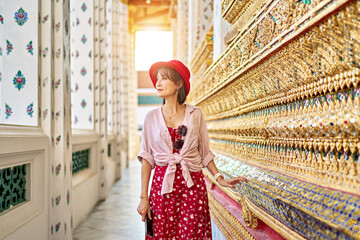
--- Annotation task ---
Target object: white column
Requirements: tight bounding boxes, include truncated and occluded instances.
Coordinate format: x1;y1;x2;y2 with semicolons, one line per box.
188;0;199;63
52;0;72;238
213;0;230;61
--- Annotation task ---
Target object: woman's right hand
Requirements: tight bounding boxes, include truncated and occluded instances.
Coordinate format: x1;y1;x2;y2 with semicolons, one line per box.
137;197;151;222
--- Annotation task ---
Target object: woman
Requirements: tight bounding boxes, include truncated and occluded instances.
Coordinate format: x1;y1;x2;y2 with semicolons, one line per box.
137;60;246;239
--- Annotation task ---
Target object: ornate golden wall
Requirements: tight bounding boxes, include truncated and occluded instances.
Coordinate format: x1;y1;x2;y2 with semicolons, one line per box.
189;0;360;239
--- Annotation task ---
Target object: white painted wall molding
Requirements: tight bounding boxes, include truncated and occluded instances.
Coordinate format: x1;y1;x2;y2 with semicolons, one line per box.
0;137;49;240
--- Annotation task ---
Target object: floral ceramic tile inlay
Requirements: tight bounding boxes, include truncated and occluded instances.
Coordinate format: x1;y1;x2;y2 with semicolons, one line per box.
81;34;87;44
81;99;86;108
43;109;48;120
55;195;61;206
42;15;49;23
26;103;34;117
14;7;28;26
13;70;26;91
80;66;86;76
5;103;13;119
55;164;61;175
6;40;13;55
42;47;48;57
55;223;61;232
81;3;87;12
26;41;34;55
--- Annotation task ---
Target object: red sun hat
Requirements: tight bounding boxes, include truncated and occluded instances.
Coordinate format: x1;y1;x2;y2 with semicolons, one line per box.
149;60;191;96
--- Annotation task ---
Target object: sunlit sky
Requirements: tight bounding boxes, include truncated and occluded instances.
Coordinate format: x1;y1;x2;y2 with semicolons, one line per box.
135;31;173;71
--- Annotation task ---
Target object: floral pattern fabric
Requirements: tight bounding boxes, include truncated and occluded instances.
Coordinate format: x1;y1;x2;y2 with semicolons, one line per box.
146;127;212;240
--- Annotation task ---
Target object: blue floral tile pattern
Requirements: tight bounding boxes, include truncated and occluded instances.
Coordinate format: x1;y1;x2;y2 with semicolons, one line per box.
14;7;28;26
13;70;26;91
81;99;86;108
80;67;86;76
26;41;34;55
81;34;87;44
81;3;87;12
26;103;34;117
5;103;13;119
6;40;13;55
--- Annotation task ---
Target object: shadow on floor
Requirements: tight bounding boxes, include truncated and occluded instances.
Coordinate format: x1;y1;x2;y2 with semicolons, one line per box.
73;160;144;240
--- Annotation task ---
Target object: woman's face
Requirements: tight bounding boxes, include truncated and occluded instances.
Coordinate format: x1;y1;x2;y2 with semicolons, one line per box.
155;72;178;99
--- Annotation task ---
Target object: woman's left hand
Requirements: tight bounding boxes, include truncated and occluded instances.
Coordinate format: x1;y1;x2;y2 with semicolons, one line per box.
217;176;247;188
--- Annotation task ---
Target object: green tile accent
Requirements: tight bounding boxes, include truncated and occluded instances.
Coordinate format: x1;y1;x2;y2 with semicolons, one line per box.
72;149;90;175
138;95;162;105
0;164;27;213
108;143;111;157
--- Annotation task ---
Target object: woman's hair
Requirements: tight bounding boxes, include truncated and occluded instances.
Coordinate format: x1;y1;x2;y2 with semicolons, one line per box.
157;66;187;104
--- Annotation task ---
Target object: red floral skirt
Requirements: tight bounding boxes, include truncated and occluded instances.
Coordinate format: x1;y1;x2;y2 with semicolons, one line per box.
146;164;212;240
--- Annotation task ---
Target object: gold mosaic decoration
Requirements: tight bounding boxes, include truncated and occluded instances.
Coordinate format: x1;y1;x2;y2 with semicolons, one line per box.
212;153;360;239
189;0;360;238
208;192;255;240
204;168;308;240
189;0;360;194
189;27;213;89
222;0;256;24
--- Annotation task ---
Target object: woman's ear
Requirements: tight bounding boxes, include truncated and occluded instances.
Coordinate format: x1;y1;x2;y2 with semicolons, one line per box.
177;82;183;89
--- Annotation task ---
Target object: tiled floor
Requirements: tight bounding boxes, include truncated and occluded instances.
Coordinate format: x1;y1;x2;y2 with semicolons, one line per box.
73;160;145;240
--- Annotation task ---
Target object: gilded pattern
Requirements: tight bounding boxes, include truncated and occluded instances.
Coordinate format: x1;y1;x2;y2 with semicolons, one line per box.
208;192;256;240
212;154;360;239
222;0;255;24
190;28;213;90
190;0;360;238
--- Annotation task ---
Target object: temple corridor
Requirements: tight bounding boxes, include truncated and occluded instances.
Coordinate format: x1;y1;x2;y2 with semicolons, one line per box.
72;159;144;240
1;0;360;239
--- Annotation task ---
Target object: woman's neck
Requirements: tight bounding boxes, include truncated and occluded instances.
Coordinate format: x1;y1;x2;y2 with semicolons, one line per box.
164;97;183;114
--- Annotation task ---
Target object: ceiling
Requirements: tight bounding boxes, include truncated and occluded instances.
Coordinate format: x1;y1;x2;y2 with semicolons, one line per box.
128;0;175;31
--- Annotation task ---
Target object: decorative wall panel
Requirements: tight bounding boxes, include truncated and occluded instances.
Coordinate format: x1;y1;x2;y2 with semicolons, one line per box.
189;0;360;238
0;164;27;213
70;0;94;129
72;149;90;175
0;1;38;126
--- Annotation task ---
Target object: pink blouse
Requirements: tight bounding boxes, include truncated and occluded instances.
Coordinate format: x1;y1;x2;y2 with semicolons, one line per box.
137;103;215;195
